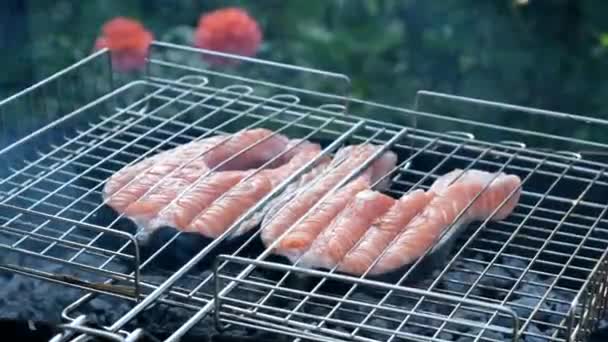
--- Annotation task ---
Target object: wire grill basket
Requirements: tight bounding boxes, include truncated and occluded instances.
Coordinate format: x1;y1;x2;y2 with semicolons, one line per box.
0;42;607;342
208;95;608;342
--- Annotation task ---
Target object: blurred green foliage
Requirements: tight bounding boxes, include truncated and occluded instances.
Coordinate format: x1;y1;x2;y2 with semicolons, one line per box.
4;0;608;146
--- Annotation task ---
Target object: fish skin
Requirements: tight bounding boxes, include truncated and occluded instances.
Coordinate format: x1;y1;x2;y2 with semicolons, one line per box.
260;144;398;251
102;128;288;236
299;189;396;270
371;170;521;274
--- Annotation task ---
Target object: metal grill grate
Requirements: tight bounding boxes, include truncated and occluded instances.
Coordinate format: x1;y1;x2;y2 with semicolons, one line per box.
207;112;608;342
0;42;607;342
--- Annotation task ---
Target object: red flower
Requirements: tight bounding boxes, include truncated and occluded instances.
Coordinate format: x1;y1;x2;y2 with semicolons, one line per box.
95;17;153;72
194;8;262;66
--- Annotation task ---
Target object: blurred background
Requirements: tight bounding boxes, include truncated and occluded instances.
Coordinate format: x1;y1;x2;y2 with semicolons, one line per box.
1;0;608;129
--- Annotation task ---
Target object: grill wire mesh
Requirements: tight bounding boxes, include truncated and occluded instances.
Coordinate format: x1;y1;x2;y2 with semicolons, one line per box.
0;42;607;342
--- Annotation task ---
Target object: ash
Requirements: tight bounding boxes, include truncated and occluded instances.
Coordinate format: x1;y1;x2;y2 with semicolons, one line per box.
0;241;284;341
3;243;608;341
315;252;608;342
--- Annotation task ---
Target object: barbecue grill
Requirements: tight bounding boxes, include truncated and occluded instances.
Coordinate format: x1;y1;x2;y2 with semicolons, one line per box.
1;41;608;342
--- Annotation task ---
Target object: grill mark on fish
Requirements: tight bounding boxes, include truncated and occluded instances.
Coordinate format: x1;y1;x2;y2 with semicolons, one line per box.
370;169;521;274
275;177;371;262
300;189;396;270
164;139;326;239
260;144;398;253
102;128;289;236
337;189;432;275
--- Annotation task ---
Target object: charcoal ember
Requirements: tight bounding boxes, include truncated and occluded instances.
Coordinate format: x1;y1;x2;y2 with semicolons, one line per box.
442;264;483;296
544;288;574;325
211;331;290;342
335;291;432;340
408;313;442;336
507;296;551;322
479;265;515;290
361;316;394;337
85;297;131;327
0;318;60;342
397;323;428;339
545;303;570;326
517;273;548;296
0;259;85;322
524;324;549;342
444;308;489;335
542;327;557;340
340;304;394;341
320;326;350;339
518;279;547;296
480;329;505;341
418;270;440;288
135;305;213;337
408;299;455;336
159;270;214;293
324;291;384;339
0;277;81;321
503;257;528;279
590;319;608;342
382;292;418;309
549;288;574;303
389;294;454;337
488;312;518;332
140;228;211;270
453;260;485;276
332;291;375;325
437;332;454;341
454;329;504;341
454;335;482;342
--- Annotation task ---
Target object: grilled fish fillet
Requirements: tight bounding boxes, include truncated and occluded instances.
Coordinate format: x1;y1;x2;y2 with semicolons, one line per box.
299;189;396;270
186;140;328;238
103;128;290;237
368;169;521;274
335;189;432;275
261;144;398;261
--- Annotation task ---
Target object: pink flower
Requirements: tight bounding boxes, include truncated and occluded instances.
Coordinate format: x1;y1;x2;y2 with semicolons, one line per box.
194;8;262;66
95;17;153;72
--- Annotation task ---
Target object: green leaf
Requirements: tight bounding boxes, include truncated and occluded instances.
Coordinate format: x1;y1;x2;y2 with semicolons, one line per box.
298;24;334;44
600;33;608;47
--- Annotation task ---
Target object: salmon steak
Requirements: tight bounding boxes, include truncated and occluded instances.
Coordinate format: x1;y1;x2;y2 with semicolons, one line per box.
182;139;330;239
260;143;398;261
102;128;323;239
270;168;521;277
299;189;396;270
367;169;522;275
298;189;432;275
